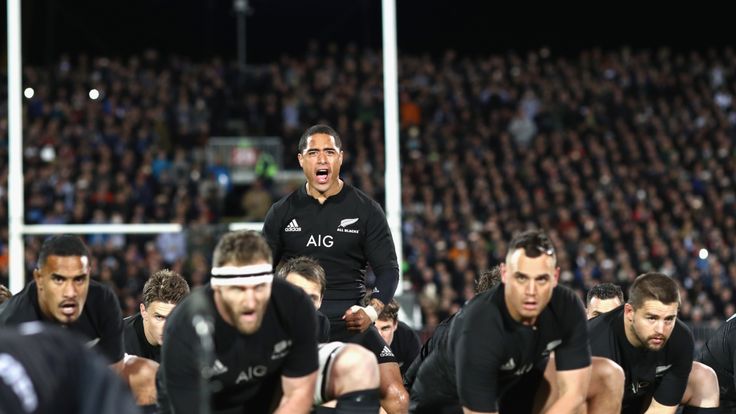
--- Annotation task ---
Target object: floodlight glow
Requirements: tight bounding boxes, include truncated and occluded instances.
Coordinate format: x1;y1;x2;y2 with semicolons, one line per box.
699;248;709;260
89;89;100;100
23;88;34;98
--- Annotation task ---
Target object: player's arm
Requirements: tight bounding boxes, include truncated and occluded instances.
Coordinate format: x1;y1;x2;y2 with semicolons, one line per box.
274;371;318;414
647;321;694;413
262;204;284;265
642;399;678;414
379;362;410;414
545;365;592;414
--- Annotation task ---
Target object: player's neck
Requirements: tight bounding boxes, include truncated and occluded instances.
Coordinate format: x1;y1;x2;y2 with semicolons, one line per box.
306;180;343;204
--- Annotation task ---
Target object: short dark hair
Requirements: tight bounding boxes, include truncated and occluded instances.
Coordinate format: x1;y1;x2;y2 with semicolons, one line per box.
628;272;680;309
212;230;272;267
37;235;90;268
586;283;624;306
297;124;343;153
475;265;502;294
142;269;190;308
378;299;400;322
276;256;327;297
506;229;556;264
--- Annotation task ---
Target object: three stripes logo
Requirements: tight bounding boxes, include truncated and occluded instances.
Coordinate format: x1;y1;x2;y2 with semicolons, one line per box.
285;219;302;232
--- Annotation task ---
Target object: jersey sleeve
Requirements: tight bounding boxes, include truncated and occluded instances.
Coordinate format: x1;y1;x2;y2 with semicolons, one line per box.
653;321;694;406
158;303;204;414
262;202;285;266
122;317;142;357
554;288;592;371
281;289;319;378
454;306;503;412
364;200;399;305
95;284;125;363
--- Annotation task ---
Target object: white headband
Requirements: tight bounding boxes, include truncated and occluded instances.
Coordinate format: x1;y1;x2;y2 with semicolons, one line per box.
210;264;274;286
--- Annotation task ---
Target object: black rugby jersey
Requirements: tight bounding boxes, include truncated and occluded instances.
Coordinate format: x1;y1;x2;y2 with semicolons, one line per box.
0;323;138;414
263;183;399;306
589;305;693;412
698;313;736;404
158;279;319;414
0;280;124;363
123;313;161;362
412;284;590;413
391;321;421;376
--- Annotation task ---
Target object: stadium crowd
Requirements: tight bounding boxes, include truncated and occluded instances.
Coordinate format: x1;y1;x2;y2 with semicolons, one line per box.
1;43;736;350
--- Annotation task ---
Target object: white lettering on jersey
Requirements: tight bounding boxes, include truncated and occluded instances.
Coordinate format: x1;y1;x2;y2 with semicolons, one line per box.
209;358;228;376
307;235;333;248
236;365;268;383
0;353;38;412
285;219;302;232
337;217;360;234
379;346;394;358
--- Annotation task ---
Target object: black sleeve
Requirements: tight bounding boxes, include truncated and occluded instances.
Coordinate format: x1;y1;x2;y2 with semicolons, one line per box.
455;306;503;412
95;284;125;363
122;317;141;356
364;201;399;305
159;303;204;414
317;312;331;343
281;287;320;378
351;327;398;365
653;321;694;406
554;288;592;371
263;202;285;266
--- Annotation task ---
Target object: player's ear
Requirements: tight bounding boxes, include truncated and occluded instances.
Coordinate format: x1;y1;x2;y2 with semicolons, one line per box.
500;263;507;283
552;267;560;286
140;303;146;317
33;268;42;284
624;303;634;322
297;152;304;168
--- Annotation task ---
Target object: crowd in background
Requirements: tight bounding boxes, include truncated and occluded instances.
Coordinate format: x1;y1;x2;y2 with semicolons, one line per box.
1;43;736;349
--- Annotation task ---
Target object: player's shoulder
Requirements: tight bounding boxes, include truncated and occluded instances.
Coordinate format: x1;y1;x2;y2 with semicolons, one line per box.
0;283;38;323
271;277;314;307
587;305;623;331
85;280;121;313
347;185;384;211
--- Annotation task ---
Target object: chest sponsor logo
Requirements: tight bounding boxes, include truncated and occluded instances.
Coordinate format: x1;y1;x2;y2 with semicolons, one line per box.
337;218;360;234
236;365;268;384
271;340;292;360
285;219;302;232
307;234;333;248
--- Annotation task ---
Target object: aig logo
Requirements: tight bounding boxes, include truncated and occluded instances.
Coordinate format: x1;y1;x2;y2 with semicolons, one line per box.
307;235;333;248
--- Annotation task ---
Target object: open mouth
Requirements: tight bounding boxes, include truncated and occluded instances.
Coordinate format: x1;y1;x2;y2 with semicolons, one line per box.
60;302;78;316
316;169;329;185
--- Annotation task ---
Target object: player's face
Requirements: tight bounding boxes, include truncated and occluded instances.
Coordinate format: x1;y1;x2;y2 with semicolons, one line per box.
34;255;90;325
625;300;678;351
285;272;323;309
587;297;623;319
141;301;177;346
375;318;398;345
214;265;273;335
502;249;559;326
298;133;343;196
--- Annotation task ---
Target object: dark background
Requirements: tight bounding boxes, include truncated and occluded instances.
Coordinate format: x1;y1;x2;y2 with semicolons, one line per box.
1;1;732;65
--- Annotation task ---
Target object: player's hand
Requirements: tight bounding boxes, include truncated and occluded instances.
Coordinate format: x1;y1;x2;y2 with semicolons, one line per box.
343;307;373;332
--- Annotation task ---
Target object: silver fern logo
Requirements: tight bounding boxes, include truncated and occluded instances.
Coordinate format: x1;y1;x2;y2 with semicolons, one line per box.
337;218;360;234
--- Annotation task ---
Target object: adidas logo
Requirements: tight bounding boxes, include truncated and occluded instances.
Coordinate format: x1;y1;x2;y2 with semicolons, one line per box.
500;358;515;371
285;219;302;232
379;346;394;358
209;359;228;376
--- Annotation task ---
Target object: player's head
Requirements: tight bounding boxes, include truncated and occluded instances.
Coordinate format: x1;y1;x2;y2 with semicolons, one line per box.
140;269;190;346
475;265;502;294
277;256;326;309
211;230;273;335
586;283;624;319
624;272;680;351
375;299;400;346
297;124;344;197
33;235;91;325
501;230;559;325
